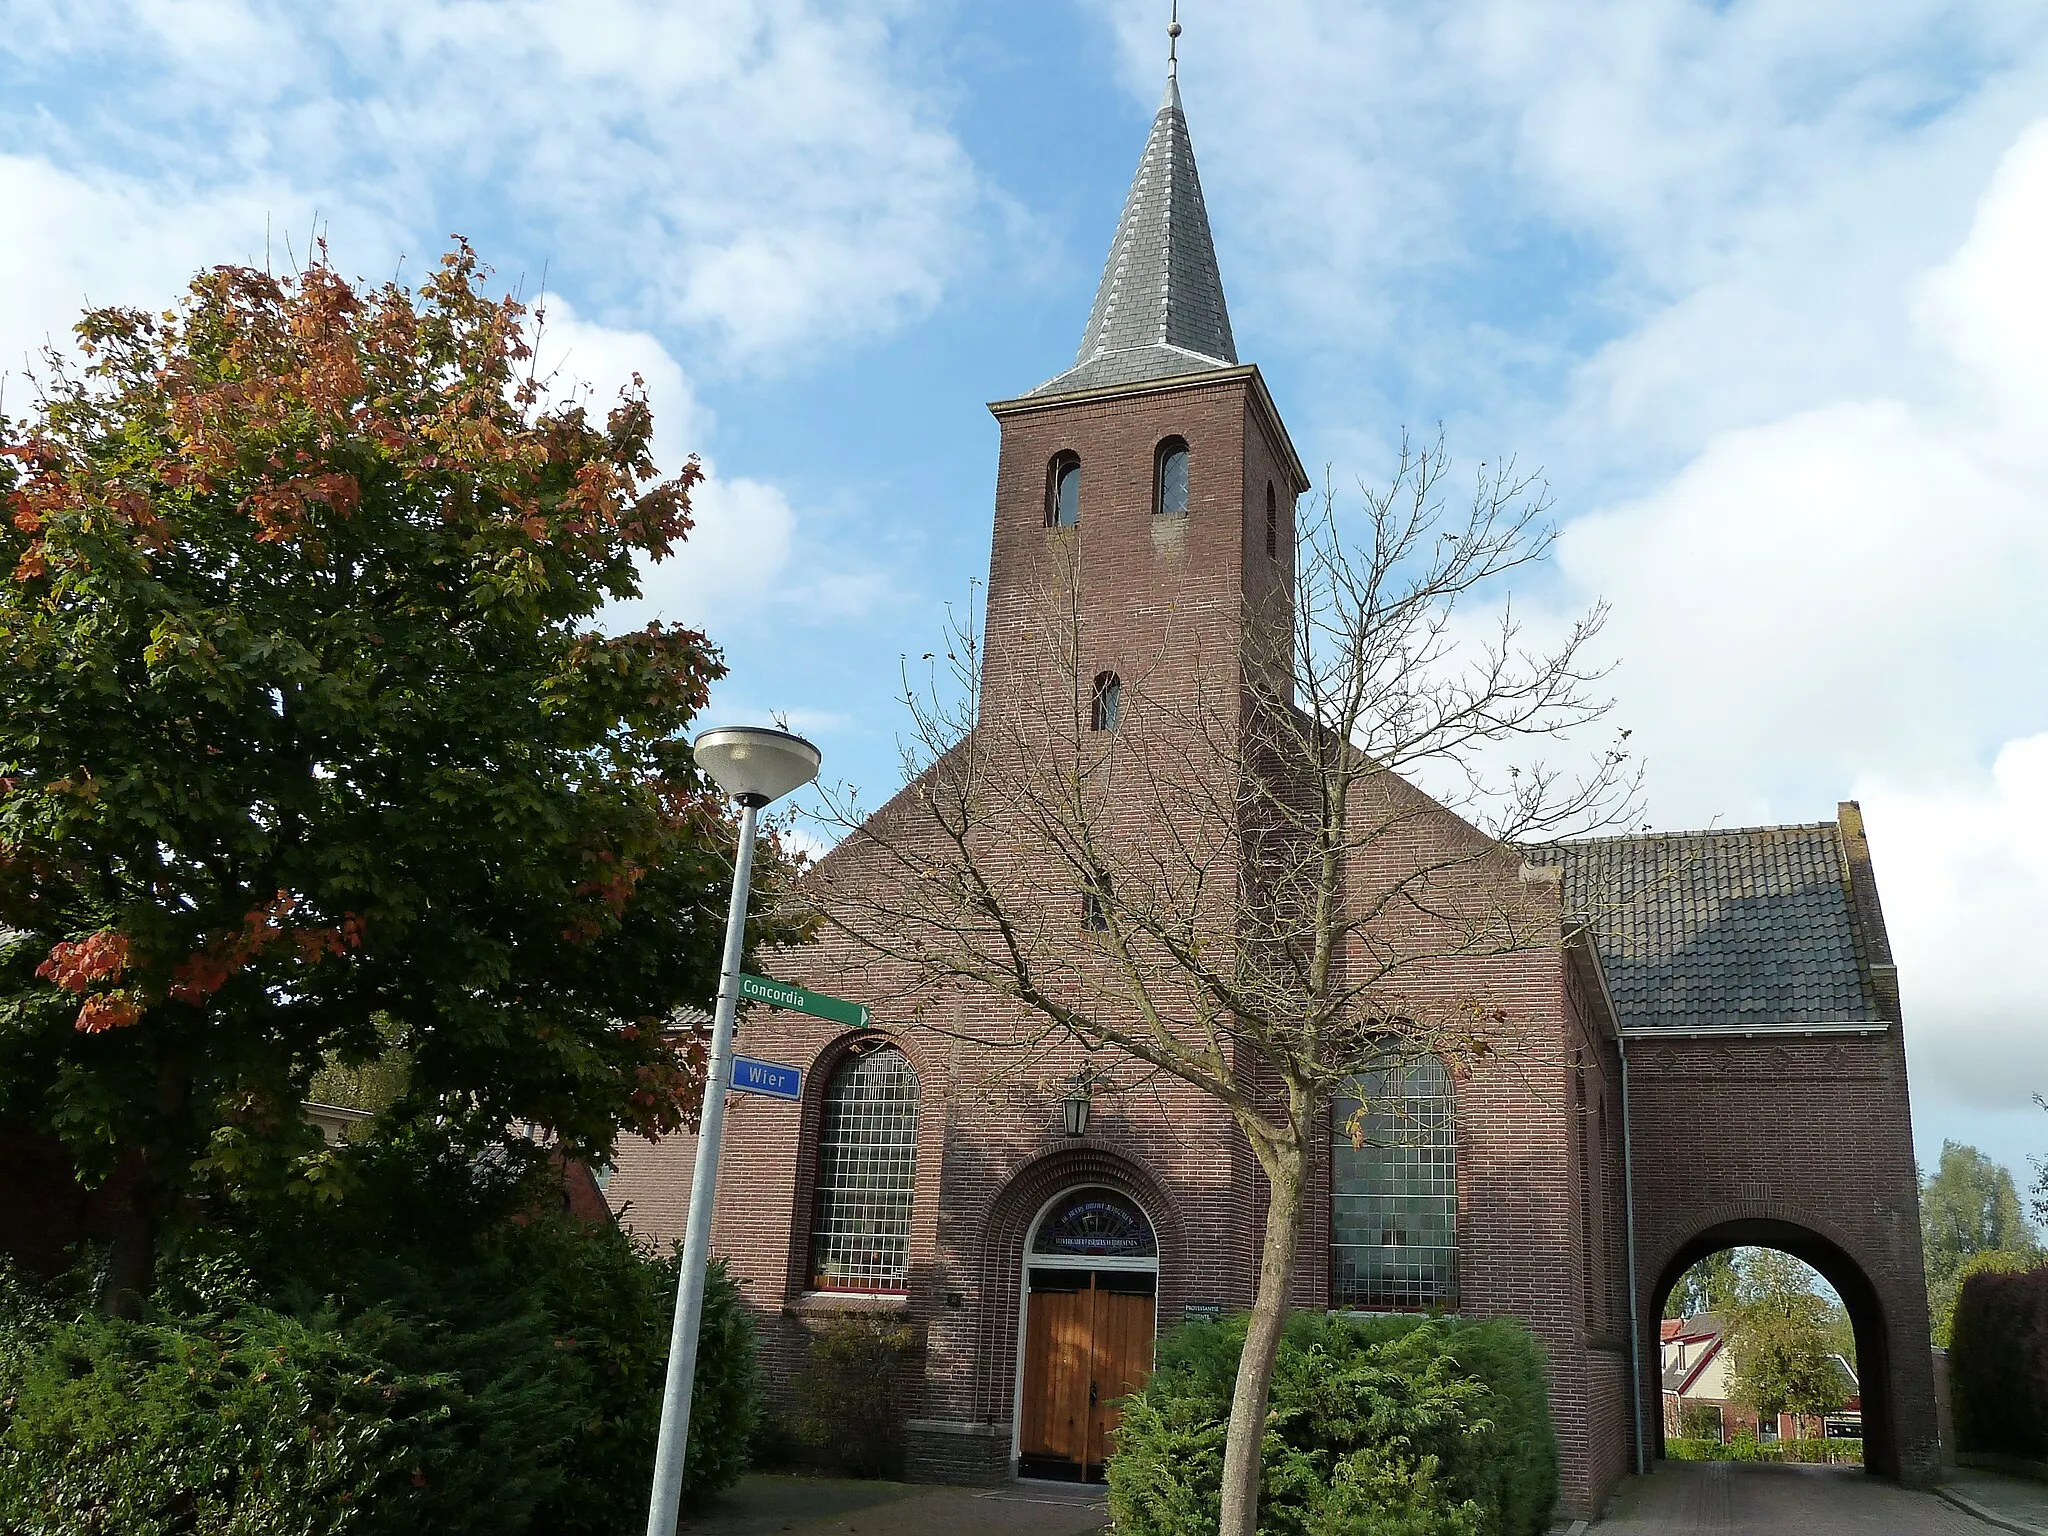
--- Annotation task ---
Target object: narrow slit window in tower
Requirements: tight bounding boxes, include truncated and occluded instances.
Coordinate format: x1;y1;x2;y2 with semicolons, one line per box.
1091;671;1121;732
1048;452;1082;527
1155;438;1190;517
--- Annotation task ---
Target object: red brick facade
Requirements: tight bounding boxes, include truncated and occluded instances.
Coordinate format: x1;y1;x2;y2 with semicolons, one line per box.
610;358;1652;1518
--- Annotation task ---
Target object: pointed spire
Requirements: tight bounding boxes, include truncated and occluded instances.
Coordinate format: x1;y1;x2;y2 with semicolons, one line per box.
1031;13;1238;397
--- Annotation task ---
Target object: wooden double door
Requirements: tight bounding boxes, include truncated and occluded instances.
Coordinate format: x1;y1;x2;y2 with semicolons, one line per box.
1018;1267;1156;1482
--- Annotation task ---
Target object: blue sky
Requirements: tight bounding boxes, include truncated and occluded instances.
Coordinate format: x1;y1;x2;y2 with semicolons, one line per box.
4;0;2048;1200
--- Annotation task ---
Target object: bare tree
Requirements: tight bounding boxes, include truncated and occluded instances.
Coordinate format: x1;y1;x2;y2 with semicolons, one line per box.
811;434;1635;1536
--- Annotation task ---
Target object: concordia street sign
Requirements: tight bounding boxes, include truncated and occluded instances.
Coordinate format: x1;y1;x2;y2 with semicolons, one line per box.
737;972;871;1030
729;1056;802;1100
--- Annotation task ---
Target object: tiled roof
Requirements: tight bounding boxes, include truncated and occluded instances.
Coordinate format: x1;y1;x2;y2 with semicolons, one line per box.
1535;823;1881;1031
1032;75;1237;398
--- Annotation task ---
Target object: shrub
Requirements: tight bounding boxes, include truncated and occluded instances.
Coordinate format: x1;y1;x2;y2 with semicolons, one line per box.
0;1227;759;1534
1951;1261;2048;1457
1676;1402;1723;1441
1778;1436;1861;1464
787;1313;917;1477
1106;1312;1557;1536
1931;1247;2045;1349
0;1264;460;1535
1664;1435;1860;1465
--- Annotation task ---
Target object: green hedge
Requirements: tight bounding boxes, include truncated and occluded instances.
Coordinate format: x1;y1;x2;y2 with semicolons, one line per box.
1666;1436;1861;1465
0;1230;759;1535
1931;1248;2046;1349
1106;1312;1558;1536
1951;1262;2048;1457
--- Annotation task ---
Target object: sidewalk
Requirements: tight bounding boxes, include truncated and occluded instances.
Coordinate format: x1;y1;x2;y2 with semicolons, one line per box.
683;1473;1108;1536
1939;1466;2048;1536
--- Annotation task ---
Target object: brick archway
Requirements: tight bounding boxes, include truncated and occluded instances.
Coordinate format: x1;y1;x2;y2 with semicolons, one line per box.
1620;1024;1940;1488
1647;1213;1900;1477
963;1145;1183;1427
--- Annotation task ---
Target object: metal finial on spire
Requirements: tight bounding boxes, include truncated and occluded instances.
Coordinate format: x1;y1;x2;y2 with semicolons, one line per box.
1168;1;1181;78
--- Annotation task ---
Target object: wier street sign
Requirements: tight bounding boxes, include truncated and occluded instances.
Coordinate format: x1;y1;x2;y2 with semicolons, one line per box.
729;1056;802;1100
738;972;871;1030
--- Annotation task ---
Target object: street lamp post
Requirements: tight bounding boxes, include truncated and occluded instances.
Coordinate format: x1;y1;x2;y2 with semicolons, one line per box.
646;725;820;1536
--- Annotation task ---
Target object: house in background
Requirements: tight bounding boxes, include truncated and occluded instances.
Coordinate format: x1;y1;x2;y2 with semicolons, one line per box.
1662;1311;1862;1443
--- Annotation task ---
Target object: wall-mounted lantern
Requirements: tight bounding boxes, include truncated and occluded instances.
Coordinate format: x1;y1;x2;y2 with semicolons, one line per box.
1062;1071;1092;1138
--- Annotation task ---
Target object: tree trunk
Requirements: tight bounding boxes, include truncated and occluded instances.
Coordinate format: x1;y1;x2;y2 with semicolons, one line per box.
1218;1128;1307;1536
98;1053;189;1319
98;1160;158;1320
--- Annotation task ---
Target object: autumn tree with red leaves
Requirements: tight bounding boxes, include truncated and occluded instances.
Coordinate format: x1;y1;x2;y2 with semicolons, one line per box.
0;244;797;1314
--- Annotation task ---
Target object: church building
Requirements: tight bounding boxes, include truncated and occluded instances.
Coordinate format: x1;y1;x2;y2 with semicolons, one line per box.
611;48;1938;1521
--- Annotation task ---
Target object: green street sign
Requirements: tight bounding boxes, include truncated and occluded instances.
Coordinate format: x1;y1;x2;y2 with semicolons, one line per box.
738;973;871;1030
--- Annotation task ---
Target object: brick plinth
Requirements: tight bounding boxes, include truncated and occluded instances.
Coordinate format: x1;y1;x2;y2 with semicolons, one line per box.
904;1420;1014;1485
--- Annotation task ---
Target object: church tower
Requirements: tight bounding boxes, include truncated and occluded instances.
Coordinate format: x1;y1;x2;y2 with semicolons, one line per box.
980;66;1309;729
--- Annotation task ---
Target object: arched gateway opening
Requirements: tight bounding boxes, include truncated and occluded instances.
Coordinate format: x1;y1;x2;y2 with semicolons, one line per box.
1652;1222;1897;1476
1014;1186;1159;1483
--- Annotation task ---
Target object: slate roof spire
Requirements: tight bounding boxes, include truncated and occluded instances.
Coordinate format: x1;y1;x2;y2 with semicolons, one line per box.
1032;16;1238;398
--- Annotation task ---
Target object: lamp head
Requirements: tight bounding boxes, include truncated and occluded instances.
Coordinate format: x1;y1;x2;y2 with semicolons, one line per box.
692;725;822;807
1062;1075;1092;1138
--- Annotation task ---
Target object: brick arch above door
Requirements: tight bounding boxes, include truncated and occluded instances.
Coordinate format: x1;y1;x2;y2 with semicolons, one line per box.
965;1145;1185;1425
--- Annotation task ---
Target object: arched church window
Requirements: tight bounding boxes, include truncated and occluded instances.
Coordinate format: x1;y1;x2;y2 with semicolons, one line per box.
1033;1187;1157;1259
1266;481;1279;558
1091;671;1121;732
1155;437;1190;517
1332;1053;1457;1311
808;1045;920;1292
1047;451;1082;527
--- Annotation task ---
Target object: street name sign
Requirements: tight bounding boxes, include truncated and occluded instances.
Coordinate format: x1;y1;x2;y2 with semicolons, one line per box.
737;973;871;1029
729;1056;802;1100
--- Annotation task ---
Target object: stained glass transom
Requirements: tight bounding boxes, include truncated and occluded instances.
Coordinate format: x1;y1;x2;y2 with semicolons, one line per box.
808;1047;919;1292
1032;1188;1156;1260
1332;1056;1457;1311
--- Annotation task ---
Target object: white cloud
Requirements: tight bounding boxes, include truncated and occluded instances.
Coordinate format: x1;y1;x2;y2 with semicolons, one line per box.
0;152;389;388
1863;735;2048;1108
0;0;978;365
1093;0;2048;467
526;297;799;633
1544;117;2048;1133
525;297;898;637
1556;116;2048;825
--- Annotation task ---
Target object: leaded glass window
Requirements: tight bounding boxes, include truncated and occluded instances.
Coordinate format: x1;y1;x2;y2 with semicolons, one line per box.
1155;438;1189;516
808;1047;919;1291
1091;671;1121;733
1332;1055;1457;1310
1033;1188;1157;1259
1048;452;1081;527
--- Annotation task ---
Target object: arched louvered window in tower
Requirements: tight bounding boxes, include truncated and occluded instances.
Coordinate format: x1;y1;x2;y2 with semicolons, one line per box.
1047;451;1082;527
1332;1054;1457;1311
808;1046;920;1292
1266;481;1279;558
1091;671;1121;732
1155;437;1190;517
